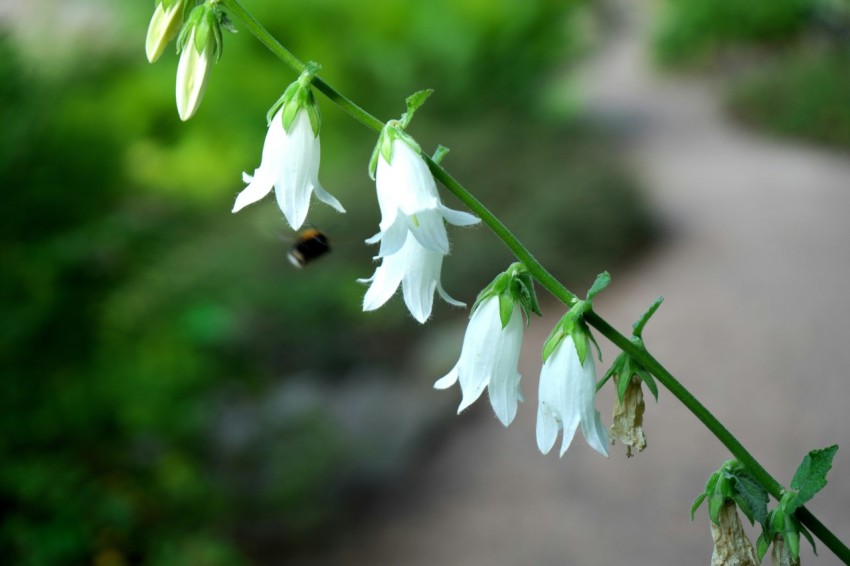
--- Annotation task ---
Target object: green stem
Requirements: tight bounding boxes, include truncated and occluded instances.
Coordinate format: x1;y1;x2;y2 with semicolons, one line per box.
219;1;849;562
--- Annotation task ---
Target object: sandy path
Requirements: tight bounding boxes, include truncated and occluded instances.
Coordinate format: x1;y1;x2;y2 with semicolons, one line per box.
304;2;850;564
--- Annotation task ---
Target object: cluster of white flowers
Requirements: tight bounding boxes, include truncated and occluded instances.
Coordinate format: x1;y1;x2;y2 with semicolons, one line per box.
146;4;609;458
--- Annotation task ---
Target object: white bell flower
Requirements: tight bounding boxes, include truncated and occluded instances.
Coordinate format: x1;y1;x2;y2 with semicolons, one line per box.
232;107;344;230
361;232;463;324
537;334;609;457
434;296;524;426
368;137;479;258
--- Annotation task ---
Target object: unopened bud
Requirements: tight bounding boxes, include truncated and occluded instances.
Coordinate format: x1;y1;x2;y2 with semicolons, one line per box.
145;0;187;63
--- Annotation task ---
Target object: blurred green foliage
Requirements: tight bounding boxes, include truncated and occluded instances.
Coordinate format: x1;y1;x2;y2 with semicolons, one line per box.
1;1;652;564
654;0;815;65
729;49;850;149
654;0;850;150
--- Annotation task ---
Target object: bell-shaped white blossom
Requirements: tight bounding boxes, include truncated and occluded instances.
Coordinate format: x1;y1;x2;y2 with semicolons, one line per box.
434;296;524;426
537;335;609;457
232;107;345;229
361;232;463;324
361;129;478;322
146;0;186;63
368;138;479;258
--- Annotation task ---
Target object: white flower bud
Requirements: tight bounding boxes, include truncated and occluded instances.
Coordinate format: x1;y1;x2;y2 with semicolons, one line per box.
145;0;186;63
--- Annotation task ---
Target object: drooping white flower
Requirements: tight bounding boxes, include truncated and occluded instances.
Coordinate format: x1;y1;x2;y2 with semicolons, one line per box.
367;137;479;258
175;4;222;121
145;0;187;63
537;334;609;457
434;295;524;426
361;231;463;324
232;106;344;229
361;114;479;322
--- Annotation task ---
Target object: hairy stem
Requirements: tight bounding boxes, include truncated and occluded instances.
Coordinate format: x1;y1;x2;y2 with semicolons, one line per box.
219;1;849;562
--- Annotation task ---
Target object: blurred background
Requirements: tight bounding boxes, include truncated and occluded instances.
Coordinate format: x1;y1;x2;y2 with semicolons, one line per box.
2;0;849;564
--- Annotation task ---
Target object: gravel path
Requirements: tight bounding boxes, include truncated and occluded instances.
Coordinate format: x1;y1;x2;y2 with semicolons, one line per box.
305;3;850;564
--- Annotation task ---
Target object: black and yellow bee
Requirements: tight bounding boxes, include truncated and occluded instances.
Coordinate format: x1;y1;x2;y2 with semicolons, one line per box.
287;228;331;268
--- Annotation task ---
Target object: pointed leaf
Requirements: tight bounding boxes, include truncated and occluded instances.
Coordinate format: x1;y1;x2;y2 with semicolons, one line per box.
632;296;664;337
785;529;800;562
400;89;434;127
586;271;611;300
432;144;450;165
791;445;838;505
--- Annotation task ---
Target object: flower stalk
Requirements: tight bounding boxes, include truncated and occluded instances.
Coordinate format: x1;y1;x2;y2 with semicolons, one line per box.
212;1;850;561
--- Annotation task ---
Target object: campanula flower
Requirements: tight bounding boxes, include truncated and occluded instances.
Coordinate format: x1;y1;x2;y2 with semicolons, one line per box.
232;66;345;229
434;295;524;425
537;333;609;457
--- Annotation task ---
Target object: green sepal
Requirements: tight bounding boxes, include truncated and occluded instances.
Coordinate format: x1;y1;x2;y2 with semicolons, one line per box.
498;292;513;329
598;351;625;392
799;522;817;556
790;444;838;507
691;469;720;521
400;89;433;128
368;121;421;180
690;493;706;521
432;145;450;165
471;263;540;330
633;296;663;338
692;460;768;528
637;367;659;401
708;474;730;524
586;271;611;300
785;528;800;562
616;357;632;402
177;3;224;61
756;533;770;561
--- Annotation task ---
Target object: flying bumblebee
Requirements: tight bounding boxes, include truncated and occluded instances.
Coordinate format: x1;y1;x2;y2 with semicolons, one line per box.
287;227;331;268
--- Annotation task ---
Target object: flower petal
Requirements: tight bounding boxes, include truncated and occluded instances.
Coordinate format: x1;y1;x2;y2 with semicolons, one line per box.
274;110;314;230
407;209;450;254
439;204;480;227
434;367;459;390
233;168;274;213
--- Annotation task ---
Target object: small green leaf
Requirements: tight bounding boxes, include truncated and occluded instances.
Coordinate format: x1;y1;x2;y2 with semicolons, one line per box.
791;445;838;505
400;89;434;127
586;271;611;300
708;474;729;524
432;144;450;165
632;296;664;337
